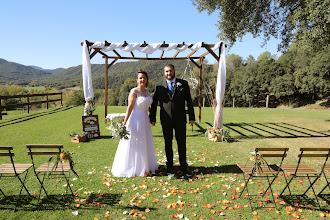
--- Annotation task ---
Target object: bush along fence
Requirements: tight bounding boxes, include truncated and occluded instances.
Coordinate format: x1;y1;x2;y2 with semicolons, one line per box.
0;92;62;120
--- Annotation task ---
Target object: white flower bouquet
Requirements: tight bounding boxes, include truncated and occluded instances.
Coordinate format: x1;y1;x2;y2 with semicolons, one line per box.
108;121;130;140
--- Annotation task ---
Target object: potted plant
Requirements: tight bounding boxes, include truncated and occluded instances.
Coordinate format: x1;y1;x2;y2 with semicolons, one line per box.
206;128;231;142
70;132;88;143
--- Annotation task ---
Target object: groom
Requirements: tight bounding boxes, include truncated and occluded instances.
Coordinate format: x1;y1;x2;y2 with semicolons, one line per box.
150;64;195;174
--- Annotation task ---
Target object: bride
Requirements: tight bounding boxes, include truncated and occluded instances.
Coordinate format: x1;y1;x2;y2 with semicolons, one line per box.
111;70;158;177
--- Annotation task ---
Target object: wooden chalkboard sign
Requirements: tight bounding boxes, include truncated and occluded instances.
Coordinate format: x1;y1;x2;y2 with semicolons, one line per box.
82;115;100;139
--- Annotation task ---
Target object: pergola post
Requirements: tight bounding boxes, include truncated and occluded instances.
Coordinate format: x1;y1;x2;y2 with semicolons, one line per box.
105;57;108;119
198;57;203;123
104;58;118;119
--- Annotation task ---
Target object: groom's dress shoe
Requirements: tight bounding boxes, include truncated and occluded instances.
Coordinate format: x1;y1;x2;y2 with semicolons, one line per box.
166;166;173;173
181;167;188;175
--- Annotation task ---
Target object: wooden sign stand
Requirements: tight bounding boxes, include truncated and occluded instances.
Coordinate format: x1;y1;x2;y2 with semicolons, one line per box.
82;115;100;139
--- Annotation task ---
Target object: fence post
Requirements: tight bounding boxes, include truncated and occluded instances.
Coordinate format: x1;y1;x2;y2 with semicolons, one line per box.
27;96;30;113
0;97;2;120
46;95;49;109
60;92;63;106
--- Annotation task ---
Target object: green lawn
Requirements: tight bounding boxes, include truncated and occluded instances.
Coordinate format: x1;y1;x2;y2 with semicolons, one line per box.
0;106;329;219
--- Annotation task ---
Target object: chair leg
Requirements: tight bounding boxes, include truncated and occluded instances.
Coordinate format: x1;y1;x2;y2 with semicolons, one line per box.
283;173;292;195
305;174;321;210
317;172;330;196
280;175;295;196
302;174;320;196
266;175;278;210
0;175;5;197
17;171;32;196
262;174;278;197
0;187;6;197
36;173;48;202
63;172;73;195
239;173;251;198
244;175;255;211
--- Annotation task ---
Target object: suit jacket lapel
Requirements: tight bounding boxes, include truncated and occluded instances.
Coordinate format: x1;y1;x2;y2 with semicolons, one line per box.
163;80;171;99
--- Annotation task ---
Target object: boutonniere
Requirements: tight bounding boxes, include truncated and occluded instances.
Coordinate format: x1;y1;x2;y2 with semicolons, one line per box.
175;82;182;87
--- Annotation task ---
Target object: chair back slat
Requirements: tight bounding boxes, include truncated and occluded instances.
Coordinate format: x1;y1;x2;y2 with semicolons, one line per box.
255;148;288;158
0;152;14;157
27;151;61;156
301;154;330;158
262;154;287;157
257;148;289;151
26;144;63;149
0;146;13;150
300;148;330;151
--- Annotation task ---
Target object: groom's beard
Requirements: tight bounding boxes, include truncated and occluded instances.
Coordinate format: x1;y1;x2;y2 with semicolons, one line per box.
166;73;175;81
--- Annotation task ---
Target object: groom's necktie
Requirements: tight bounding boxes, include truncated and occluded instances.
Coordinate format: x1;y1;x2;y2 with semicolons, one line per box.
168;81;174;98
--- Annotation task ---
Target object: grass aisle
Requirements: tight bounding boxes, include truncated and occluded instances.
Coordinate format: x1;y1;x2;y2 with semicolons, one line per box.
0;106;329;219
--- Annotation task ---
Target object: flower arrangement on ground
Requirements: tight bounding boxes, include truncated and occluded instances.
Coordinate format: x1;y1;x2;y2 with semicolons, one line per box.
69;131;88;143
69;132;87;139
206;127;231;142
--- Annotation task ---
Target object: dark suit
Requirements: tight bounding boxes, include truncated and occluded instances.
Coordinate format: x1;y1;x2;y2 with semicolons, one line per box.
150;78;195;169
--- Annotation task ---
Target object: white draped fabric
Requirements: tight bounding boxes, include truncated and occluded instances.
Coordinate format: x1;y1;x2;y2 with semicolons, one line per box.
82;40;225;105
82;41;94;101
213;42;226;129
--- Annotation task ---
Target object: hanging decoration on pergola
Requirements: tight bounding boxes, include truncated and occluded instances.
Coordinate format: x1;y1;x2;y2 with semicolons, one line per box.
81;40;226;128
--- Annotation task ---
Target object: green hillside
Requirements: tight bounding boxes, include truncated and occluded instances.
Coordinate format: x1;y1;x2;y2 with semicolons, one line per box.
37;59;188;89
0;58;52;85
0;58;189;89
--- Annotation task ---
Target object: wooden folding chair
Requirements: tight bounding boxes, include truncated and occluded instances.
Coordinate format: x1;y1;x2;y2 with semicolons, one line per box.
0;146;32;210
237;148;288;211
317;161;330;196
26;144;73;201
279;148;330;209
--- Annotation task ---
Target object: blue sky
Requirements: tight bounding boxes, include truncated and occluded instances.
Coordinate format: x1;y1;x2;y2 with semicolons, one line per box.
0;0;282;69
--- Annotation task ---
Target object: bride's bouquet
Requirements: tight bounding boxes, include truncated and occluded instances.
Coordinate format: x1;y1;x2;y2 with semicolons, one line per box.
108;121;130;140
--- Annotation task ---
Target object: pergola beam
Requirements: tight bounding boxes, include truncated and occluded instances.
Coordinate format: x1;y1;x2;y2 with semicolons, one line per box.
101;56;202;60
89;49;100;60
189;58;201;69
112;50;122;58
81;40;217;49
173;51;180;59
186;50;197;58
203;43;220;61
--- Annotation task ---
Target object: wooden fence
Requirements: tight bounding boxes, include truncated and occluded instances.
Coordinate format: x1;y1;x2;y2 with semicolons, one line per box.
0;92;62;120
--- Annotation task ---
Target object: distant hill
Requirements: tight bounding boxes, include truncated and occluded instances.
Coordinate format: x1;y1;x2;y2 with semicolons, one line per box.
29;65;65;74
0;58;189;89
37;60;188;89
0;58;53;85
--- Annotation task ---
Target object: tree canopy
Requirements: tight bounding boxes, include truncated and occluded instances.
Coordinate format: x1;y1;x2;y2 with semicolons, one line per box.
192;0;330;52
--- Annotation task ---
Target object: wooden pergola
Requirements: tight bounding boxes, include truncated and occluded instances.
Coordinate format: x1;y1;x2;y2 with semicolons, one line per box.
81;40;226;122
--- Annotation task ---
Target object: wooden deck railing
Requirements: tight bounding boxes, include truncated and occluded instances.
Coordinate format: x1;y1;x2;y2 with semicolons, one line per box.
0;92;62;120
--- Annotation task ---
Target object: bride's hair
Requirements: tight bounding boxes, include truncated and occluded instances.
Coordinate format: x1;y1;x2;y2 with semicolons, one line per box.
137;70;149;86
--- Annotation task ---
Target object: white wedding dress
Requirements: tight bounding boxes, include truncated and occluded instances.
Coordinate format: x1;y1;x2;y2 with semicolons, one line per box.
111;88;158;177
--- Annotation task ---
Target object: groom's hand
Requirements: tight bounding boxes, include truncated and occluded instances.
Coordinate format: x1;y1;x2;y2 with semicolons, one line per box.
189;120;195;125
151;122;156;126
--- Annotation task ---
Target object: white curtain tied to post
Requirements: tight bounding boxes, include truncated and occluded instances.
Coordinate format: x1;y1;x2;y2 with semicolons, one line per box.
213;42;226;129
82;41;94;101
